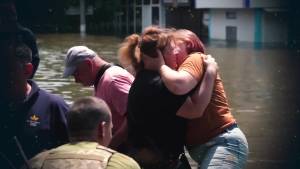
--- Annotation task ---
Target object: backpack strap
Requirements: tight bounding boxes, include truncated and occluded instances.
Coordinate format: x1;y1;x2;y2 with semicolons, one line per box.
94;63;122;91
96;144;116;154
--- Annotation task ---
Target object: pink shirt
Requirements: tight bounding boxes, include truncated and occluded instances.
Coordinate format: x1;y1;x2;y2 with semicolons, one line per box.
94;66;134;134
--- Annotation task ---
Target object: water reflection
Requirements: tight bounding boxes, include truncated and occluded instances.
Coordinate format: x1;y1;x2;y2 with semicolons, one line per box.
207;44;300;168
35;34;300;169
35;34;121;104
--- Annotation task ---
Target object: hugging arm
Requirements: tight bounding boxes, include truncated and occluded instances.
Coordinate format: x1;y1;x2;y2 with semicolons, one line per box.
176;56;218;119
144;51;218;119
159;49;199;95
158;53;218;119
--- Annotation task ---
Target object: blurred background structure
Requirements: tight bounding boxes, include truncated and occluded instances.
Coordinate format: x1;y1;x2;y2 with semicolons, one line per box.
14;0;300;48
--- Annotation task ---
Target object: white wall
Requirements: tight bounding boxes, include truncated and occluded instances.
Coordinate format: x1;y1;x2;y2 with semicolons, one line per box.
160;4;166;28
210;9;255;42
195;0;286;9
141;1;165;30
142;5;152;29
195;0;244;8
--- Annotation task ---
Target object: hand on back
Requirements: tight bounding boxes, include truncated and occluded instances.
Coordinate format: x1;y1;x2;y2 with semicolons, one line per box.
142;49;165;71
203;54;218;74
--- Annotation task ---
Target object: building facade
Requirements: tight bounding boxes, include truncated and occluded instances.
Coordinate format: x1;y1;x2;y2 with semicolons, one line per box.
122;0;199;33
196;0;288;43
124;0;288;44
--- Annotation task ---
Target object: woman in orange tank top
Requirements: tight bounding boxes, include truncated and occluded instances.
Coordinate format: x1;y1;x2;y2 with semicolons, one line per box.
151;28;249;169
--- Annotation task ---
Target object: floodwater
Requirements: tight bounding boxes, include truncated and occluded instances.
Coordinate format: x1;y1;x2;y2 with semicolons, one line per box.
35;34;300;169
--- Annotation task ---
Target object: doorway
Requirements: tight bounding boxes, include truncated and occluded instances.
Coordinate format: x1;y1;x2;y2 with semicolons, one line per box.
226;26;237;41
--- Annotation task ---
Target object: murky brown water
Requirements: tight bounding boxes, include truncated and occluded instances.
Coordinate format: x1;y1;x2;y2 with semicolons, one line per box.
35;34;300;169
35;34;122;105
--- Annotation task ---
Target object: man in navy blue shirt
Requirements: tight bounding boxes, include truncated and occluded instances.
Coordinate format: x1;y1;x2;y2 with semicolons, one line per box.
1;32;69;169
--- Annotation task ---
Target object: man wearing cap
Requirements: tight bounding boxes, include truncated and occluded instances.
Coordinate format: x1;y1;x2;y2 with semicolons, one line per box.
63;46;134;151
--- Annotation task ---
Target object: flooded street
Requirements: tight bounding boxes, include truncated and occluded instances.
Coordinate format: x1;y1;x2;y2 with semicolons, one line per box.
35;34;122;105
35;34;300;169
207;45;300;169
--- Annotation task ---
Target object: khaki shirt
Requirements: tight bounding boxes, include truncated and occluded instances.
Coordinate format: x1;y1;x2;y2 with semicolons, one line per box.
29;141;140;169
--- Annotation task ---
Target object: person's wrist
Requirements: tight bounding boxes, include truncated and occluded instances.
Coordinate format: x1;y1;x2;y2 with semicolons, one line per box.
207;65;217;75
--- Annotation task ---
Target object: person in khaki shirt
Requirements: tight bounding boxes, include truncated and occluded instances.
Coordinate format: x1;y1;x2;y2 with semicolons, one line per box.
28;96;140;169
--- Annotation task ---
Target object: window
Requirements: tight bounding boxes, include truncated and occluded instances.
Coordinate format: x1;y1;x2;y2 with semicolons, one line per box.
135;7;142;32
136;0;141;5
226;11;236;19
226;26;237;41
152;0;159;4
144;0;150;5
152;7;159;25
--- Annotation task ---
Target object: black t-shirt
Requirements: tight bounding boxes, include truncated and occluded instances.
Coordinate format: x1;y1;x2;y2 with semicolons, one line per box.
127;70;189;158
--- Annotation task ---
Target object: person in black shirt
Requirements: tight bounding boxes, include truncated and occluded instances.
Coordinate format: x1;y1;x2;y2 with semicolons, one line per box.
122;32;192;169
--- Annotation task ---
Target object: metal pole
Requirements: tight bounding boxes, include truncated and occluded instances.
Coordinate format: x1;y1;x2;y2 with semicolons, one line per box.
126;0;129;35
80;0;86;37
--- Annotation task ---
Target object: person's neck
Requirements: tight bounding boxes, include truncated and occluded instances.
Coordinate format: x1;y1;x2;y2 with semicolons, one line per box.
99;60;109;69
92;59;108;80
26;82;32;96
9;82;31;106
93;60;110;87
69;136;99;143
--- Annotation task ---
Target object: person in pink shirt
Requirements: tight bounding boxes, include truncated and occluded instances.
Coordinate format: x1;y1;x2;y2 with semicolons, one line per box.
63;46;134;152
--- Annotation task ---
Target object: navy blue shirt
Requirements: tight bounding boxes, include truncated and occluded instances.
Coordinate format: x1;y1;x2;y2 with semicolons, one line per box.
0;80;69;169
127;70;189;159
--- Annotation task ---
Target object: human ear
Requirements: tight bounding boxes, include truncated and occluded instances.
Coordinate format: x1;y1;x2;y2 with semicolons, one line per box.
83;59;93;68
82;59;94;73
24;63;33;78
100;121;111;146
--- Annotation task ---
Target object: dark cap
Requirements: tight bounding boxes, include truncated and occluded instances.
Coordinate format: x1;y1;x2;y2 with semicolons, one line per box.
0;2;17;23
0;2;18;32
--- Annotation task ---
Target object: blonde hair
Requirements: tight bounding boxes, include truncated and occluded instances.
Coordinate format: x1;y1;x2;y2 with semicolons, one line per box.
118;34;142;74
118;26;205;74
118;26;175;74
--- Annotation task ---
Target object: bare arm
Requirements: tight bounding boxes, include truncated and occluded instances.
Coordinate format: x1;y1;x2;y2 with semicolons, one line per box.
143;49;198;95
105;74;132;149
160;65;198;95
144;51;218;119
109;119;128;149
177;55;218;119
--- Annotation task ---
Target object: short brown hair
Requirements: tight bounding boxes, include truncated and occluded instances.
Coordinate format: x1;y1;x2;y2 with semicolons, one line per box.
67;96;111;139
